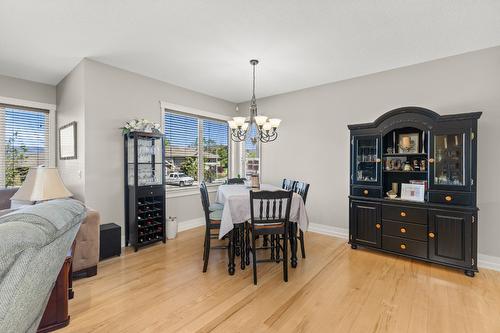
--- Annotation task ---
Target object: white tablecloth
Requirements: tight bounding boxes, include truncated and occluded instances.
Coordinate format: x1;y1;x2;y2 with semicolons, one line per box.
215;184;309;239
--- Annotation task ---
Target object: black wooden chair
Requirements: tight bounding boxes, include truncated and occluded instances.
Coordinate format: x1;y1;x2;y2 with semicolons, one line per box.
227;177;246;185
282;178;296;191
249;190;293;285
201;181;224;211
200;182;229;272
292;180;310;258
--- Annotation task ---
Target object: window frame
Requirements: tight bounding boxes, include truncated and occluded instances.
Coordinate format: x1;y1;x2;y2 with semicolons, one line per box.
160;101;233;196
0;96;56;189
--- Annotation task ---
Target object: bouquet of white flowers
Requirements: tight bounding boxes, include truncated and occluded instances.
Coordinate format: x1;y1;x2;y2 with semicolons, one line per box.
121;118;161;135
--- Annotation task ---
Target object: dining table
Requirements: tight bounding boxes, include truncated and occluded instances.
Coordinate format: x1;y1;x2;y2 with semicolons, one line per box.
215;184;309;275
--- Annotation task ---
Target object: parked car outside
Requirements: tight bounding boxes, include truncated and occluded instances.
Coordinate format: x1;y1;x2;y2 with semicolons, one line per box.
166;172;194;187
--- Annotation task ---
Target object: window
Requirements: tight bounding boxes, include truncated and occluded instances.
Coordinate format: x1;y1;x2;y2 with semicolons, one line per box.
164;111;229;189
0;105;50;188
203;119;229;184
244;124;260;178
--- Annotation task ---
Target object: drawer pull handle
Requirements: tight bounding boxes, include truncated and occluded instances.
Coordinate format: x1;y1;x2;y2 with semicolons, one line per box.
400;211;407;217
400;244;406;250
363;189;369;195
445;195;452;202
429;232;435;238
375;223;381;229
400;227;407;234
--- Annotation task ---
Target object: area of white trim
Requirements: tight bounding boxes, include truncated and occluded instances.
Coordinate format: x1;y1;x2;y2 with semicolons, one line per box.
166;185;218;199
160;101;232;121
308;223;349;239
0;96;56;111
307;223;500;272
177;217;205;232
478;254;500;272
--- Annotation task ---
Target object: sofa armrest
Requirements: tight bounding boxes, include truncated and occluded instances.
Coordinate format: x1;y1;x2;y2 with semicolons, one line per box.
73;209;100;274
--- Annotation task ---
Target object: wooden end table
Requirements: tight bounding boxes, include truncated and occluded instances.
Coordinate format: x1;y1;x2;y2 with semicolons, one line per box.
37;245;74;333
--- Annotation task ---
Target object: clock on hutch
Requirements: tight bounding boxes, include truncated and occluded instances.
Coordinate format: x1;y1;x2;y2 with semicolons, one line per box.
348;106;481;277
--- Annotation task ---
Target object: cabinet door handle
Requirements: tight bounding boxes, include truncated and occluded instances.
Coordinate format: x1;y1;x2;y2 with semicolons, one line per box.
445;195;452;202
400;227;407;234
400;211;407;217
363;189;369;195
400;244;406;250
429;232;435;238
375;223;381;229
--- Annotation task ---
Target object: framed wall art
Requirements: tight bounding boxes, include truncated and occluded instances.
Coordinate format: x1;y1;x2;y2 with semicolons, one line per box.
59;121;77;160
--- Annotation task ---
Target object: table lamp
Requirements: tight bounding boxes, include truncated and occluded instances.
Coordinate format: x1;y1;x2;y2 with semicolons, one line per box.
10;167;72;203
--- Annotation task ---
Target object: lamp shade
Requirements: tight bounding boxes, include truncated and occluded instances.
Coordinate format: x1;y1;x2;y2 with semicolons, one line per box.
10;167;72;202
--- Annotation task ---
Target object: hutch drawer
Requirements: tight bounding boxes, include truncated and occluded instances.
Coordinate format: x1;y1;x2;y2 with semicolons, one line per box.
137;186;164;198
382;220;427;242
351;186;382;198
382;205;427;224
428;191;473;206
382;235;427;259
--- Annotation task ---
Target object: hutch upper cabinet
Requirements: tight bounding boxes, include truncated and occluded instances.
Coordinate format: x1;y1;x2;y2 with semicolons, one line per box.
348;107;481;277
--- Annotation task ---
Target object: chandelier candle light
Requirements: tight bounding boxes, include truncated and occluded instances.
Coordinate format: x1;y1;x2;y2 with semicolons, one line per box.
228;60;281;144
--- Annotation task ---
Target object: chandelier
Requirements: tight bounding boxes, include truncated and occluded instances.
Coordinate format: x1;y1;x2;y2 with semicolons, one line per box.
228;59;281;144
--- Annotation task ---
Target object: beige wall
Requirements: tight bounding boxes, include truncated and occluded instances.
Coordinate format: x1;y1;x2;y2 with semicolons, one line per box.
80;59;236;236
0;74;56;104
56;62;86;200
238;46;500;257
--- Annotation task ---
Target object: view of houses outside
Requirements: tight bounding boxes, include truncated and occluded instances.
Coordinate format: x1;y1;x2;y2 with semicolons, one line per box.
245;124;260;178
0;107;49;188
164;112;228;188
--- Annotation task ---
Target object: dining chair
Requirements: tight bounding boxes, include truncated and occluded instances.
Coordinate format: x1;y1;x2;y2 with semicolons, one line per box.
227;177;246;185
200;182;228;272
292;180;310;258
201;181;224;211
249;190;293;285
282;178;296;191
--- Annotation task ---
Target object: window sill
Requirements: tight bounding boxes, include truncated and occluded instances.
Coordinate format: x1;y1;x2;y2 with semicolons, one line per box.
166;184;220;199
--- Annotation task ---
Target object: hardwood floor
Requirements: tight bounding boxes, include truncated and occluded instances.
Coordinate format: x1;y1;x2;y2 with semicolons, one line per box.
63;227;500;333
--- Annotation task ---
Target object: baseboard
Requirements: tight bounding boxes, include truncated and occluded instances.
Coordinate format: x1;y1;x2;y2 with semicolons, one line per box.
308;223;348;239
307;223;500;272
478;254;500;272
178;217;205;232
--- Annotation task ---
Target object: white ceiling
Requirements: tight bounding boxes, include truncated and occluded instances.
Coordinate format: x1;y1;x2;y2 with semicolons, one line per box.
1;1;500;103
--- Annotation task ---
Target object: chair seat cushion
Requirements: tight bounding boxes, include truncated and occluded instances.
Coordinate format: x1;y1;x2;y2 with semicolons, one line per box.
251;223;284;229
209;210;223;221
209;203;224;211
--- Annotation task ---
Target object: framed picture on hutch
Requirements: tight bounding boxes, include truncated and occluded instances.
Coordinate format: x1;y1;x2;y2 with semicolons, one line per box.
401;183;425;202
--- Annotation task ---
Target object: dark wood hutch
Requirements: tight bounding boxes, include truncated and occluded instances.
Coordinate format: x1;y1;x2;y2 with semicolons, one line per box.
348;107;481;277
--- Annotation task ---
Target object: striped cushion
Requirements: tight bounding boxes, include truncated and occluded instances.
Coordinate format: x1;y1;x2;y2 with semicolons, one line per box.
209;203;224;211
209;210;223;221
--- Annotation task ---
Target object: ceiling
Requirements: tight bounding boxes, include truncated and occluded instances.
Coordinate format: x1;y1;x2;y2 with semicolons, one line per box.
1;1;500;103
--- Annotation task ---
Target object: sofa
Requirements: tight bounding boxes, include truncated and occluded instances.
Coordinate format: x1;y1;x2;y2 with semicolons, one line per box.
0;199;86;333
0;189;100;278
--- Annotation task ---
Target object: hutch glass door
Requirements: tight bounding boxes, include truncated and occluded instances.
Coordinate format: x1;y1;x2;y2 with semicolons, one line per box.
431;132;466;189
128;135;164;187
353;136;380;185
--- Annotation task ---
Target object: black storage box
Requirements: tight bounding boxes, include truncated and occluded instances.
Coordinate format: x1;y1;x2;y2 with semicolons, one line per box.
100;223;121;260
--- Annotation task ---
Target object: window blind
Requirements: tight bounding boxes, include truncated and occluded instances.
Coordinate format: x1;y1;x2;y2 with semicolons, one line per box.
245;124;260;177
164;112;199;184
203;119;228;184
0;105;50;188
